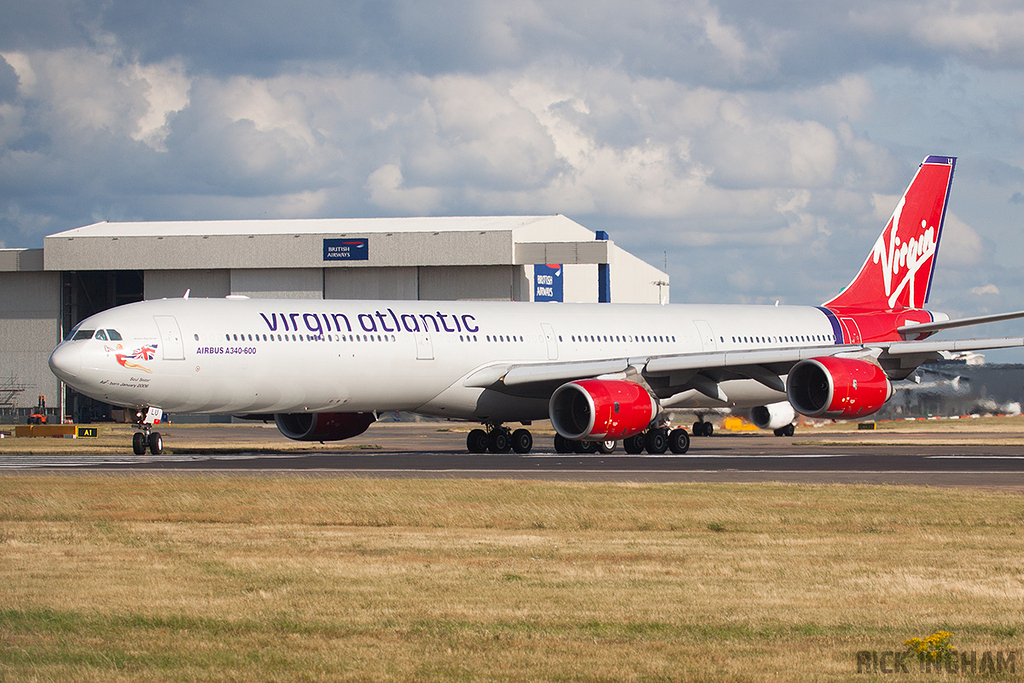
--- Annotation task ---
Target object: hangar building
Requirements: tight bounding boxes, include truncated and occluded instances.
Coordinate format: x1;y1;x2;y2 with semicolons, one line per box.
1;215;668;422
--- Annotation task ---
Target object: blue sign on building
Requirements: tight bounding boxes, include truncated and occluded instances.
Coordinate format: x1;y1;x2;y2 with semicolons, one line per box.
534;264;563;302
323;238;369;261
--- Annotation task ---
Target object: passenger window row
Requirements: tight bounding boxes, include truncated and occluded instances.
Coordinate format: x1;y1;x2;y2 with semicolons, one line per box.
728;334;833;344
220;333;397;342
570;334;676;343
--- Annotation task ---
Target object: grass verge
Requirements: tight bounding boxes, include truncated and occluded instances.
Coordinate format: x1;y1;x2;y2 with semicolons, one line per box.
1;476;1022;681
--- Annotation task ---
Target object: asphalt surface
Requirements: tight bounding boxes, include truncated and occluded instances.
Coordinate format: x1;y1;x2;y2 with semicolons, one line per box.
3;423;1024;487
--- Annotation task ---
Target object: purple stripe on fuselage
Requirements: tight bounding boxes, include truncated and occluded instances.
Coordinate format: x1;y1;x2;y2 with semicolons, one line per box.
817;306;845;344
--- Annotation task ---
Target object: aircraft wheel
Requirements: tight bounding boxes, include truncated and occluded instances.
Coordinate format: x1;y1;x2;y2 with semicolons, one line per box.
645;428;668;454
467;429;489;453
668;428;690;454
511;429;533;454
488;427;512;453
704;422;714;437
693;421;704;436
598;440;615;454
574;439;599;454
623;434;645;454
149;432;163;456
783;424;795;437
553;433;573;453
132;432;147;455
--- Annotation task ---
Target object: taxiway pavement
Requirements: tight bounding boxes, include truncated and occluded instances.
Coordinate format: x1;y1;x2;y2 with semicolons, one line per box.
3;423;1024;487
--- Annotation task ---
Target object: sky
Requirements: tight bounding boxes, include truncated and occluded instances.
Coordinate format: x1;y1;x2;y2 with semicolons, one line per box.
3;0;1024;352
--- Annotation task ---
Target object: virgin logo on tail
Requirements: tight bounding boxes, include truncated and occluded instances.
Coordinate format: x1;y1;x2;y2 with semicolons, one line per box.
872;198;937;309
825;156;955;312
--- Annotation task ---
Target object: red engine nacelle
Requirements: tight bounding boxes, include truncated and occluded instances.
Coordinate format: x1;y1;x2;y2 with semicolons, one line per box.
786;357;892;419
274;412;376;441
549;379;657;441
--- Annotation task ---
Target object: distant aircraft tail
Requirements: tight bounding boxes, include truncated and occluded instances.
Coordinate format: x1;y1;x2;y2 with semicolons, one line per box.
824;156;956;311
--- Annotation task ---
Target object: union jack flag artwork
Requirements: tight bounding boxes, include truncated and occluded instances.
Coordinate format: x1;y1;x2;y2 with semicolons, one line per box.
132;345;158;361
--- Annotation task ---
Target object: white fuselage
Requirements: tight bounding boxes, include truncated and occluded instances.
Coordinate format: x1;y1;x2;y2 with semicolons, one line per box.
50;297;841;421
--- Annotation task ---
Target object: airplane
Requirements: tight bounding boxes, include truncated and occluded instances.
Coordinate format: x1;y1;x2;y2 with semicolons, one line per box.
48;155;1024;456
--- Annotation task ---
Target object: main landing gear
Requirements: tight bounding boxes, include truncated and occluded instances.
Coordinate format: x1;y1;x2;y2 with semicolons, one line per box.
773;424;796;437
465;425;690;455
131;406;165;455
552;435;616;454
467;425;534;454
622;426;690;454
692;419;714;437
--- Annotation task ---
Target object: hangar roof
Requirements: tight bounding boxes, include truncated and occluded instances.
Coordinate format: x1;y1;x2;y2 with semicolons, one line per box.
44;215;611;270
52;215;582;238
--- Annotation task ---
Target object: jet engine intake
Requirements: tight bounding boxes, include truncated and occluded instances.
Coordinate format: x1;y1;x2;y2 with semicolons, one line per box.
786;357;892;419
274;412;376;441
549;379;657;441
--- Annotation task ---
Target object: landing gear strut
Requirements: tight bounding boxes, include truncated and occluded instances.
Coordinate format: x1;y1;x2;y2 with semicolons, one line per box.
131;406;164;455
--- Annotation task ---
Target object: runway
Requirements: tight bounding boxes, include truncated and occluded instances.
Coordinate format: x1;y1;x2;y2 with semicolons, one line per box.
3;423;1024;487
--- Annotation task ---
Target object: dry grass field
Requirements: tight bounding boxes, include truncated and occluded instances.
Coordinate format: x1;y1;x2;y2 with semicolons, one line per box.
1;475;1022;681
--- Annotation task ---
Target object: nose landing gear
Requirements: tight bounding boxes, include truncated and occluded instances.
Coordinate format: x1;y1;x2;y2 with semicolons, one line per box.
131;406;165;455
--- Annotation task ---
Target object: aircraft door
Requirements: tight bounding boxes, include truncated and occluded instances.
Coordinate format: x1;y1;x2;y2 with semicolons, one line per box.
541;323;558;360
153;315;185;360
839;318;862;344
694;319;717;352
415;331;434;360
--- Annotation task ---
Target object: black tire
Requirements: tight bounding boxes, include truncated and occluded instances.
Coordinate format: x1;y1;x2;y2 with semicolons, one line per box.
553;433;573;453
623;434;645;454
783;423;795;437
773;427;784;437
598;440;615;454
645;428;668;454
467;429;489;453
693;421;704;436
511;429;533;454
704;423;714;437
668;428;690;454
488;428;512;453
574;440;599;454
132;432;147;455
148;431;163;455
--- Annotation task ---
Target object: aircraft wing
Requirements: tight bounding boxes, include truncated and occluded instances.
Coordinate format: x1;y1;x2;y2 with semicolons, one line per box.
465;336;1024;401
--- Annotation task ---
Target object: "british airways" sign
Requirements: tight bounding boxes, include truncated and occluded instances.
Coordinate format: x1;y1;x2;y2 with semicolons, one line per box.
323;238;369;261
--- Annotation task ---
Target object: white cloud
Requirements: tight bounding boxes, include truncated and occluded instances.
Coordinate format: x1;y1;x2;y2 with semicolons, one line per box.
936;213;985;267
130;61;191;152
365;163;442;214
914;8;1024;60
970;284;1001;295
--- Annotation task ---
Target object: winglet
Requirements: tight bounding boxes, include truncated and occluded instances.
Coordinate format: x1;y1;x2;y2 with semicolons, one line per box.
825;156;956;311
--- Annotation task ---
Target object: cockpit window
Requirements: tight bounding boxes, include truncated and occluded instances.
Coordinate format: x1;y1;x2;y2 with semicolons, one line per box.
106;329;122;341
94;330;108;341
71;329;96;341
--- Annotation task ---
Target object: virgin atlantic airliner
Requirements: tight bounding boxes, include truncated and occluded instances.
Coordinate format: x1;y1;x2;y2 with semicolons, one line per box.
48;156;1024;455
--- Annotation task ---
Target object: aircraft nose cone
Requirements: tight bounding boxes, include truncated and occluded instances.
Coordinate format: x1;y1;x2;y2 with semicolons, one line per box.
48;343;82;380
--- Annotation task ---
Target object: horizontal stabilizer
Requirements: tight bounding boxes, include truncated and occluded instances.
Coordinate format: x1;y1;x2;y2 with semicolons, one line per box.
897;310;1024;337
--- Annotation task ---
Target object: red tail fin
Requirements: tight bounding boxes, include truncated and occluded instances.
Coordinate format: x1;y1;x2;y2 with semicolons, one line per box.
824;156;956;311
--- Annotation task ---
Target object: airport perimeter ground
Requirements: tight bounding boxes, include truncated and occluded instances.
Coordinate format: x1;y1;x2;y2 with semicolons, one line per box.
2;418;1023;681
